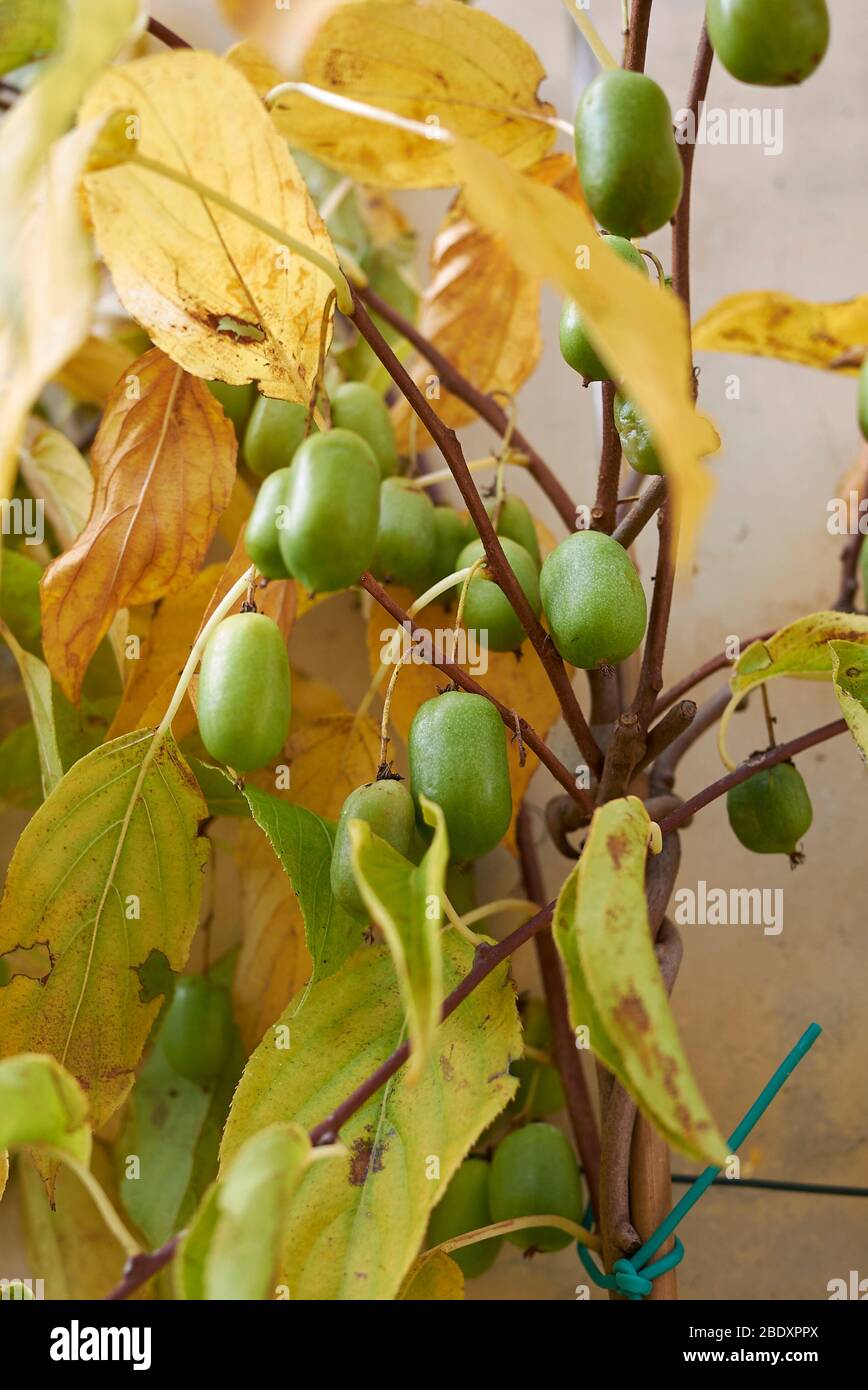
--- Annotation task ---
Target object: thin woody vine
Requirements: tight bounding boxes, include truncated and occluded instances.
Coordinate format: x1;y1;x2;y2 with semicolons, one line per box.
0;0;862;1304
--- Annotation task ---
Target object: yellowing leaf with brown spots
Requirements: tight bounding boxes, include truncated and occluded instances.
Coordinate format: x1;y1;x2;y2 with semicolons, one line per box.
220;936;520;1300
0;730;209;1134
366;586;562;853
233;820;313;1053
554;797;727;1166
393;154;583;451
79;49;339;400
40;348;236;703
694;292;868;373
230;0;555;191
448;139;720;563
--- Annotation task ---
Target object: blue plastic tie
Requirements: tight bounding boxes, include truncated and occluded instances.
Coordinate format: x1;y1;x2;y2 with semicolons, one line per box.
577;1022;822;1299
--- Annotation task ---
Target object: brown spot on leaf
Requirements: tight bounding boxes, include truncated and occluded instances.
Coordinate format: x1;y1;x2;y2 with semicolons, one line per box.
348;1135;386;1186
607;832;629;870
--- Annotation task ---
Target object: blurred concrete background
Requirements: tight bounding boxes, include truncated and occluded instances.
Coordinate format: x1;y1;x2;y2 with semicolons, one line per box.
1;1;865;1302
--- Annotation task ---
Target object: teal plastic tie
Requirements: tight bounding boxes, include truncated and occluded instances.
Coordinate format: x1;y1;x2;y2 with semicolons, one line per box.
577;1022;822;1299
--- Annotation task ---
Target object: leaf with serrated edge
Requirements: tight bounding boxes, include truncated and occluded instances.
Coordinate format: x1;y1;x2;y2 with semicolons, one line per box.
0;1053;91;1164
829;640;868;765
230;0;554;190
0;732;209;1133
80;49;339;400
554;797;727;1166
243;786;365;990
40;348;236;703
220;936;520;1300
350;794;446;1082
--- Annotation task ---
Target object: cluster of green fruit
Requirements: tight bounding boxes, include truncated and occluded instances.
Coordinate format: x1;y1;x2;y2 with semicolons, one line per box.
426;1000;578;1279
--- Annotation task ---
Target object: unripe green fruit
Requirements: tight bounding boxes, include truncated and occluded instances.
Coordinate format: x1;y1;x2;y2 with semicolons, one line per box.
559;236;648;383
279;429;380;593
409;691;511;862
455;538;540;653
197;613;291;772
330;381;398;479
243;397;314;478
706;0;829;87
726;761;813;858
427;1157;501;1279
430;506;467;582
614;394;662;476
574;70;684;238
466;496;542;569
858;358;868;444
509;998;566;1120
207;381;257;440
489;1123;583;1252
244;468;293;580
372;478;437;589
330;777;416;915
540;530;647;668
162;976;234;1086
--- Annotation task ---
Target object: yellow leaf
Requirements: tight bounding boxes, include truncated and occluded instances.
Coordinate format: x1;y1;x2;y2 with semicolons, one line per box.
231;0;555;190
220;0;342;74
694;292;868;373
79;49;339;400
554;797;728;1166
718;612;868;767
40;347;237;702
255;713;380;821
399;1249;465;1300
366;585;562;853
393;154;581;450
108;565;225;739
233;821;313;1053
448;139;720;562
0;0;140;502
830;641;868;765
19;423;93;549
54;333;137;407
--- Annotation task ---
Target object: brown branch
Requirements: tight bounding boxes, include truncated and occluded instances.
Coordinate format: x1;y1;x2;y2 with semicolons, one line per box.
624;0;654;72
658;718;847;836
612;476;667;549
105;1237;180;1301
592;382;622;534
672;23;714;319
350;289;603;774
835;529;866;612
361;573;595;817
357;284;578;532
653;629;775;717
146;17;191;48
517;804;600;1220
633;699;697;776
631;469;678;732
649;687;731;796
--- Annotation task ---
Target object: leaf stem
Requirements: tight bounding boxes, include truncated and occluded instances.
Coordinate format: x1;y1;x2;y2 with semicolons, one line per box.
428;1213;602;1259
128;153;354;314
45;1148;141;1260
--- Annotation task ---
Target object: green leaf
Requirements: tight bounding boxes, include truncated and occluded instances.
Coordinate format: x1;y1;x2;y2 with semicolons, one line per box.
220;936;520;1300
179;1124;321;1301
0;1053;90;1164
188;756;251;819
553;797;728;1166
116;1018;244;1249
0;549;42;654
243;786;366;986
349;793;446;1082
719;612;868;767
0;0;61;77
398;1249;465;1300
0;721;42;810
0;730;209;1132
0;623;62;796
829;640;868;764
